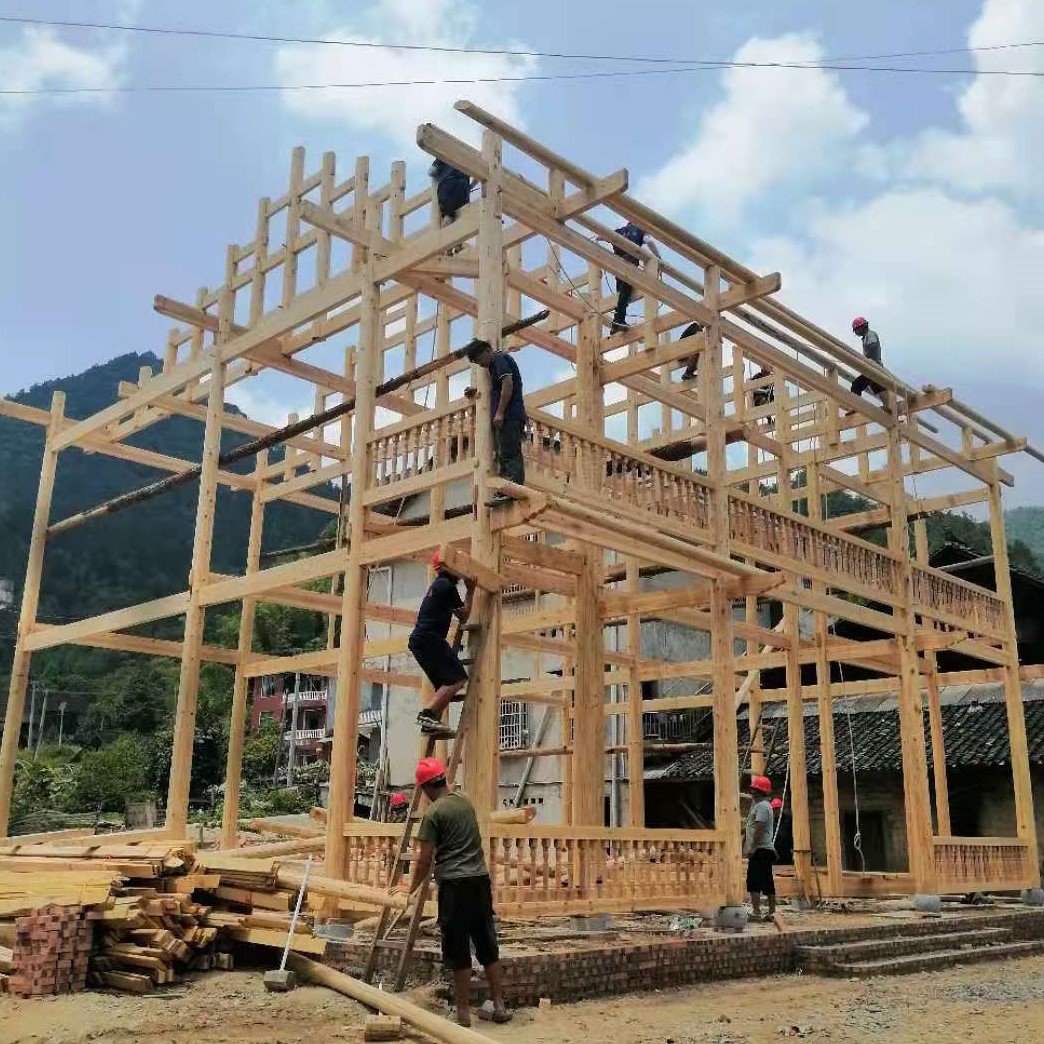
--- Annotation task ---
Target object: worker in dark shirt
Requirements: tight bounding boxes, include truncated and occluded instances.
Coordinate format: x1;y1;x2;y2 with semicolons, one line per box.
410;551;475;737
465;339;527;496
388;792;409;823
429;160;472;226
850;317;884;399
601;222;661;333
677;321;704;381
406;757;511;1027
751;366;775;408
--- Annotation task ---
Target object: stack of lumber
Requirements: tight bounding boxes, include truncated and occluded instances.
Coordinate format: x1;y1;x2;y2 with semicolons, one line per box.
0;836;219;995
86;883;223;993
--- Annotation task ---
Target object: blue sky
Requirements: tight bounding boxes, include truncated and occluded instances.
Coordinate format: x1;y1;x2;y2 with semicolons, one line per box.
2;0;1043;499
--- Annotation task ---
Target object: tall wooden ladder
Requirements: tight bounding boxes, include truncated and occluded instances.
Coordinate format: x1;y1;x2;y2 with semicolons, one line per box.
740;704;785;785
361;609;488;990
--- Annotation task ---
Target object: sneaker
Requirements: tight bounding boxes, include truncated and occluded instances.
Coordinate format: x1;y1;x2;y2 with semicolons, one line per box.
417;711;456;737
479;1001;513;1024
609;321;629;334
485;492;513;507
679;369;697;382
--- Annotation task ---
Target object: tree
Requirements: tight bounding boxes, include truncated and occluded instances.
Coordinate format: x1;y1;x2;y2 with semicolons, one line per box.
73;733;155;811
241;717;282;784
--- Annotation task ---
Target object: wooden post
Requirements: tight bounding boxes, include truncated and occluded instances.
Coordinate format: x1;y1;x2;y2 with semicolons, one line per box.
461;128;504;821
701;266;744;906
806;448;844;890
987;478;1039;880
326;253;379;872
784;602;814;897
220;452;267;849
886;426;936;894
572;314;605;826
166;358;226;837
914;518;951;836
625;557;645;827
0;392;64;834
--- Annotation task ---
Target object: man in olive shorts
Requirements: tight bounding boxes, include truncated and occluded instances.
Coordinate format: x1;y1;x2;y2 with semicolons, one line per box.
405;757;511;1027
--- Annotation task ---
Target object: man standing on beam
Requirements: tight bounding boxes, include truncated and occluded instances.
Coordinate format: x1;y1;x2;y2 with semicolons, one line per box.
465;339;527;503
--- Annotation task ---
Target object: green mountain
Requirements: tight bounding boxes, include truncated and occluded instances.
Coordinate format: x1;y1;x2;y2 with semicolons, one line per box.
1003;506;1044;570
0;352;333;661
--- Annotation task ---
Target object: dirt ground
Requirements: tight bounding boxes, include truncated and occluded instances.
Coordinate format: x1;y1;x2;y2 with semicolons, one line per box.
2;955;1044;1044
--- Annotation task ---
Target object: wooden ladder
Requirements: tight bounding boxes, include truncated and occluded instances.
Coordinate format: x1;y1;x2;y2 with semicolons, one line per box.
740;704;785;784
361;608;488;990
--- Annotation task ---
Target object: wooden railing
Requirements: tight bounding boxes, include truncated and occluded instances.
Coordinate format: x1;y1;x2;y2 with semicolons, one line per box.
728;494;902;602
933;837;1036;893
488;825;725;915
343;823;725;914
912;566;1007;638
365;401;477;504
525;412;713;532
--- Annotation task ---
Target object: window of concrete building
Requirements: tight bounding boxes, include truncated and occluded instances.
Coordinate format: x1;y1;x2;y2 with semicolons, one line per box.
499;701;529;750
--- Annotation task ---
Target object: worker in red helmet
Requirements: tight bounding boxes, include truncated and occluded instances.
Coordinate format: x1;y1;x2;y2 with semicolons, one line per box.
405;758;511;1027
743;775;777;921
410;551;475;737
850;317;884;400
388;792;409;823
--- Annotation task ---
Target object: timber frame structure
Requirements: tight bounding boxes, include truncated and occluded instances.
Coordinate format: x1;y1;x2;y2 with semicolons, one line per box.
2;102;1041;914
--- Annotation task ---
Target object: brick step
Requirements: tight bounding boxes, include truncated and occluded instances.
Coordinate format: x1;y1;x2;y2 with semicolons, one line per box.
828;939;1044;978
789;911;1027;948
796;927;1013;969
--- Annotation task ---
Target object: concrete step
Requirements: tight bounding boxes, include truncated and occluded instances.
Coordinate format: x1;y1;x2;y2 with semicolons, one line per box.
830;939;1044;978
796;927;1013;970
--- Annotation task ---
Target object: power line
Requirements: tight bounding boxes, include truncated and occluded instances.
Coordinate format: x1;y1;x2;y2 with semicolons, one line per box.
2;13;1043;67
4;60;1044;98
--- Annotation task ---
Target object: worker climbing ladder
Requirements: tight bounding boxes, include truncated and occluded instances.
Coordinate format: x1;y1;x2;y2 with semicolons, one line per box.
362;599;490;990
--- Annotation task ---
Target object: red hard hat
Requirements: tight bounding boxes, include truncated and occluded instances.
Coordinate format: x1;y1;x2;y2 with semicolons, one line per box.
415;757;447;786
431;549;443;569
852;316;868;332
390;792;408;809
770;797;783;810
751;775;772;794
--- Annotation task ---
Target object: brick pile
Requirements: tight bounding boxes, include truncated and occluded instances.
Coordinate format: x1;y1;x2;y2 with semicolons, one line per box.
4;904;93;997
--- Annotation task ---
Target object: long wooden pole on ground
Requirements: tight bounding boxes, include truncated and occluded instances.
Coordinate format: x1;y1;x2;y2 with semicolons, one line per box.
167;358;226;837
288;956;498;1044
0;392;65;834
220;451;267;848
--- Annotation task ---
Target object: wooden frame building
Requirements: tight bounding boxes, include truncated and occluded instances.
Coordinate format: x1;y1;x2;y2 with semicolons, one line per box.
2;102;1040;916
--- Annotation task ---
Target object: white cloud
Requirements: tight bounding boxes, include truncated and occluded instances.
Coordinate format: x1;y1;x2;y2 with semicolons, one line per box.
637;33;868;225
273;0;537;150
0;27;128;129
749;188;1044;385
907;0;1044;198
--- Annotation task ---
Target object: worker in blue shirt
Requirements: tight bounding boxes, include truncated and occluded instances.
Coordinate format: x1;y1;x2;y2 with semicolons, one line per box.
465;340;526;498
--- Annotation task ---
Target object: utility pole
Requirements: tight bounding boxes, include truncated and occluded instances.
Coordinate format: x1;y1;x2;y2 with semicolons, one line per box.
286;672;302;786
57;701;67;748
